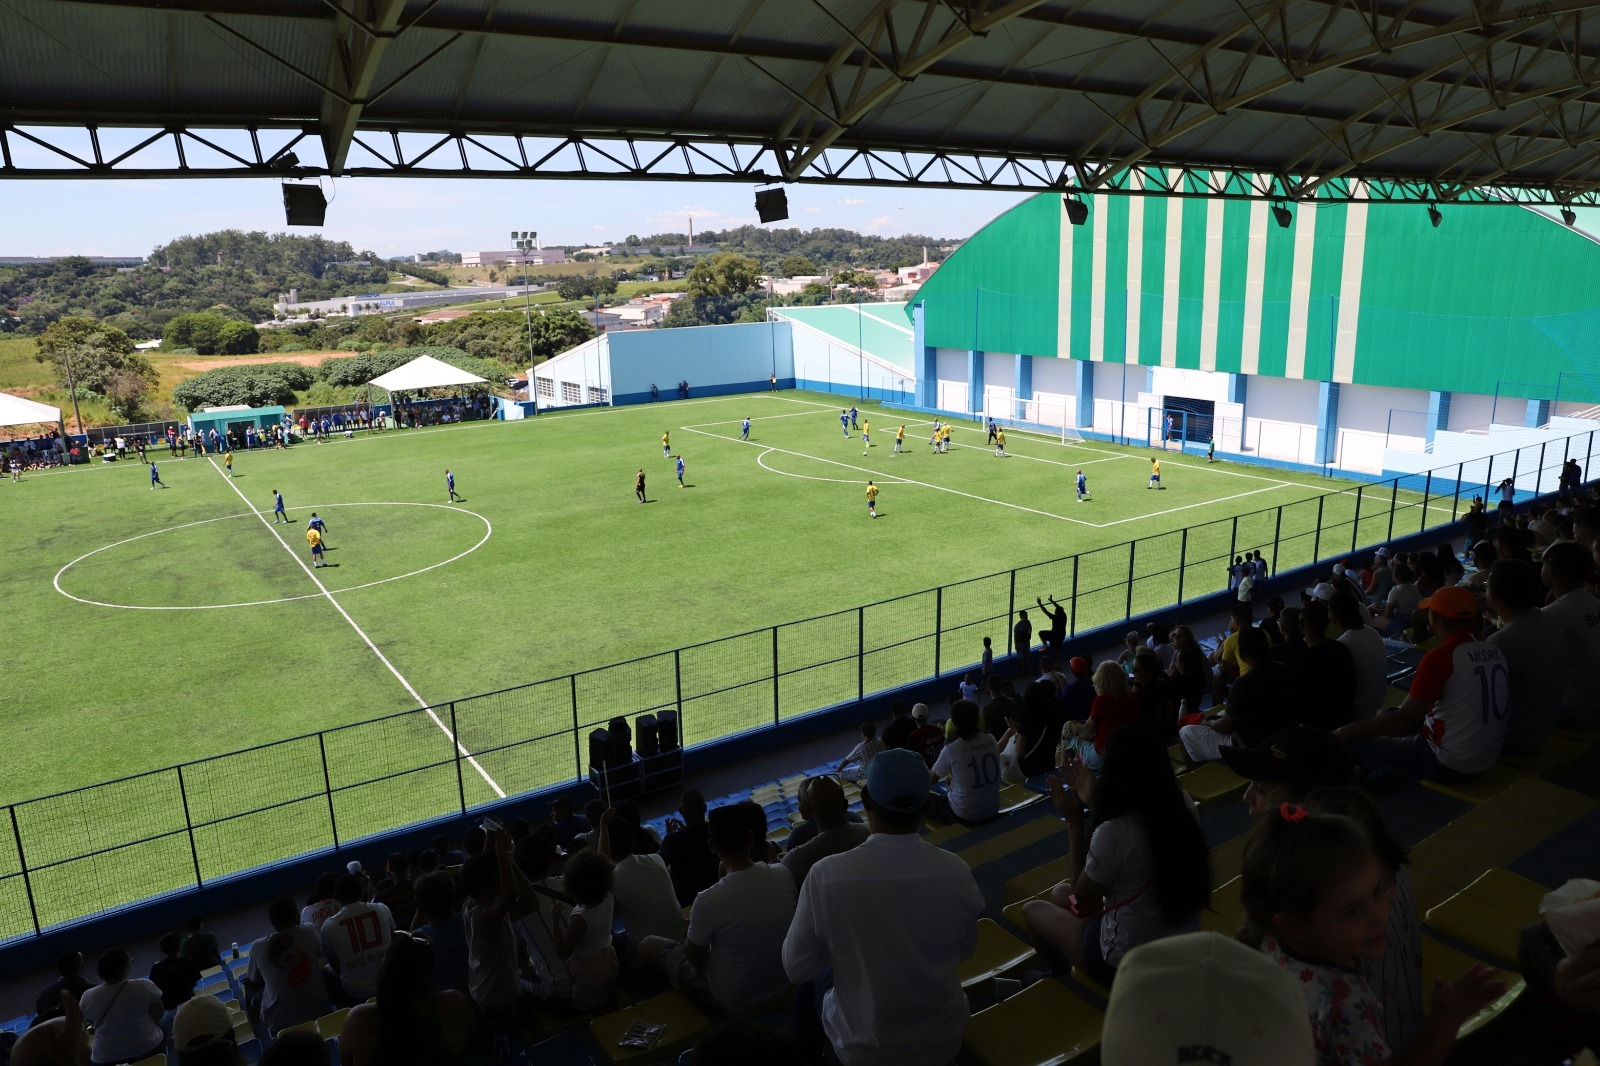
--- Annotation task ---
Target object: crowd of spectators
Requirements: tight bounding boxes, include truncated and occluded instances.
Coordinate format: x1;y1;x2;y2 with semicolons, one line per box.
11;484;1600;1065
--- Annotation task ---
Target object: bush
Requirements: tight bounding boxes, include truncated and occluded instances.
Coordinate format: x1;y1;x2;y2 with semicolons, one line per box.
172;362;313;411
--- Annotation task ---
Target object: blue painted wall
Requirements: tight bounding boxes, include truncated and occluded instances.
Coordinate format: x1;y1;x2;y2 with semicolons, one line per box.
607;322;793;405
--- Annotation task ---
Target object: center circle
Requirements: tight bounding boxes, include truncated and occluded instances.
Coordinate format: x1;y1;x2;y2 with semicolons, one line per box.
53;502;492;611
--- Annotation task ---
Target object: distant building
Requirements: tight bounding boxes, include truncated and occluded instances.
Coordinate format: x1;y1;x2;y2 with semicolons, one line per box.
0;255;145;267
576;246;615;257
461;249;567;266
897;261;940;283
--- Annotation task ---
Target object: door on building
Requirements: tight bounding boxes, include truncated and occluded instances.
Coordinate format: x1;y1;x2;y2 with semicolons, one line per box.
1163;396;1215;446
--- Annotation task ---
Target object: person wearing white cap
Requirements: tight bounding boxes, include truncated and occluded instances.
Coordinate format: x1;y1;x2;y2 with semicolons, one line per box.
171;993;244;1064
1101;932;1314;1065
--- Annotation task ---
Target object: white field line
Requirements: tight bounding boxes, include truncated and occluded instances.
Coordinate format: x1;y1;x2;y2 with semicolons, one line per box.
205;458;506;798
679;425;1102;527
1092;483;1297;527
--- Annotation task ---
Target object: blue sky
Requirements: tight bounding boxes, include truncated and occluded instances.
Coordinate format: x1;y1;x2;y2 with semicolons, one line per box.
7;177;1032;259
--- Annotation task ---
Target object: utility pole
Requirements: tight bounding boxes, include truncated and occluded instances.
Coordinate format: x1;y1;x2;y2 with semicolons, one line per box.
62;345;85;435
512;230;539;415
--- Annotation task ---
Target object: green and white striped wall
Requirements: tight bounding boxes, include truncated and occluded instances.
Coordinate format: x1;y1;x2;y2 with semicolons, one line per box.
915;181;1600;403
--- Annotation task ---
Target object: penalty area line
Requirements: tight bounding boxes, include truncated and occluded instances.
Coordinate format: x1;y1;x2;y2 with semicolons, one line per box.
203;458;506;799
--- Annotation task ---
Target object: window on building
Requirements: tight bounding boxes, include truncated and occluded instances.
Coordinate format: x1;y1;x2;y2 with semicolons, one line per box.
561;381;582;404
535;377;555;399
587;386;608;404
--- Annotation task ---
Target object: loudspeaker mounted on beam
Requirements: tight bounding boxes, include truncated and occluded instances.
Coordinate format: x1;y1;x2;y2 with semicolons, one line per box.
282;183;328;227
755;187;789;224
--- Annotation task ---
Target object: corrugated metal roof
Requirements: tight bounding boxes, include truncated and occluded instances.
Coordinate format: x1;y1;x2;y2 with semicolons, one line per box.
3;0;1599;201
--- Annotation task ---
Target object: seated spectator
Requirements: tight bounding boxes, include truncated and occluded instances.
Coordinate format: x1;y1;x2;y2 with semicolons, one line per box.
959;673;980;701
410;871;470;995
1239;807;1503;1066
373;852;416;930
460;827;535;1030
1486;558;1568;756
79;949;165;1066
1062;655;1096;722
337;933;488;1066
599;808;687;944
1464;540;1496;593
1209;604;1256;702
983;674;1018;739
1132;648;1177;743
243;898;329;1037
1144;621;1176;670
1179;627;1294;764
548;798;588;850
1332;591;1387;721
555;849;620;1011
737;799;780;864
835;721;884;784
659;790;718;907
179;913;223;970
461;826;487;860
12;990;90;1066
930;699;1002;826
507;835;571;1003
997;679;1055;783
1518;923;1600;1060
879;700;916;751
150;930;202;1012
300;872;339;930
1377;561;1419;635
613;800;661;855
431;833;467;867
1063;662;1141;773
783;748;984;1066
1269;605;1307;665
256;1029;328;1066
781;776;869;887
1258;597;1287;644
320;873;396;1005
906;703;946;766
31;950;92;1024
1293;600;1357;731
637;805;798;1014
1337;587;1509;782
172;993;245;1066
1115;629;1142;670
1023;725;1210;986
1542;540;1600;729
1164;634;1207;718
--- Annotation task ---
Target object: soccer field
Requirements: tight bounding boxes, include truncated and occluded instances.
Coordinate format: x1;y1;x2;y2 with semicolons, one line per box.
0;389;1456;934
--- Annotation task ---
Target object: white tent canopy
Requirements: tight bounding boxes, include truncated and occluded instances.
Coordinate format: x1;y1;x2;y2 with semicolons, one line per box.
367;355;487;392
0;391;62;428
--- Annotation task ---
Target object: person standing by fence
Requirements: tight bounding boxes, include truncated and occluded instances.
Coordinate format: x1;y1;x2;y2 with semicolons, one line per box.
1013;610;1033;674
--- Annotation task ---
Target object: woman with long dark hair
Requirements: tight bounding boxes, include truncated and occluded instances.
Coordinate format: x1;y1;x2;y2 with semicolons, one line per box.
1022;724;1211;987
337;933;486;1066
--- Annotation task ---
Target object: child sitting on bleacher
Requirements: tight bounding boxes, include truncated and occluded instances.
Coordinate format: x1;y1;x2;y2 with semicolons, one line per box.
836;721;885;784
555;848;619;1012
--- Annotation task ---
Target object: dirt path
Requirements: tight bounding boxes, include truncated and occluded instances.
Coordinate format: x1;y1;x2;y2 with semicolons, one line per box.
170;352;343;372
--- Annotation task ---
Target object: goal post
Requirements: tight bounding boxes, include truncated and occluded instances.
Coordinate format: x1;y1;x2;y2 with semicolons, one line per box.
981;395;1086;444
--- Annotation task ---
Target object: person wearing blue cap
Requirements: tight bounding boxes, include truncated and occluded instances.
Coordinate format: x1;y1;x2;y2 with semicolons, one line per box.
783;747;984;1066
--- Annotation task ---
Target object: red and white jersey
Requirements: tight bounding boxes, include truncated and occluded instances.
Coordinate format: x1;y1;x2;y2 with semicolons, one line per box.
318;901;395;997
1410;629;1508;774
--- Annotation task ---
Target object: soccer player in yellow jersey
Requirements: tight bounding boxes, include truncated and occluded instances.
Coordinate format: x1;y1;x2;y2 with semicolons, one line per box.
306;525;325;568
1149;458;1162;489
861;421;871;455
893;424;905;455
940;424;952;453
223;451;234;476
994;429;1006;457
662;431;670;458
866;480;878;518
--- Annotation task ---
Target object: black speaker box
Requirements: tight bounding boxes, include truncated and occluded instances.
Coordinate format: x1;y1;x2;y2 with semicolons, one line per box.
657;710;680;751
636;713;660;758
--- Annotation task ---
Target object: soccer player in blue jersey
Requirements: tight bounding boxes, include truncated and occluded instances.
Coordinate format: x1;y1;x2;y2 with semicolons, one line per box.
272;489;288;523
675;454;686;488
307;512;329;548
839;410;850;438
1076;469;1088;502
150;462;164;489
741;417;750;441
446;468;461;501
849;405;859;430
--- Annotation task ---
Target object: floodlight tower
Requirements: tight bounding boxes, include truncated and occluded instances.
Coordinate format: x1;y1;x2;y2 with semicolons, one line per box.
512;230;539;415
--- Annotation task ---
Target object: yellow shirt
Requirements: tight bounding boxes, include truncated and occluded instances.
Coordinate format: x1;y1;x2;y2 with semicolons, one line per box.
662;433;669;447
1151;461;1161;476
306;528;322;549
941;426;952;440
996;431;1005;445
896;426;905;440
866;484;879;502
863;422;870;435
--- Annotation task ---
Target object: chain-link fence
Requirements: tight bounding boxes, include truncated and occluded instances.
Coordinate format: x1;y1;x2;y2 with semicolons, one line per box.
2;428;1594;943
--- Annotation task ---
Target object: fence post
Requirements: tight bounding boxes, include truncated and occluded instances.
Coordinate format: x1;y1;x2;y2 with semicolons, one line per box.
8;807;39;936
317;732;339;849
1484;453;1495;503
771;626;780;727
1272;506;1282;572
570;675;582;781
1229;516;1238;565
934;586;943;678
1420;472;1432;533
1387;480;1398;542
1512;446;1521;495
1313;497;1324;562
674;649;684;722
1005;570;1017;656
1352;486;1362;553
449;703;467;813
857;608;865;702
1069;556;1079;634
174;766;204;889
1177;529;1188;603
1124;541;1137;620
1452;464;1463;521
1538;442;1548;495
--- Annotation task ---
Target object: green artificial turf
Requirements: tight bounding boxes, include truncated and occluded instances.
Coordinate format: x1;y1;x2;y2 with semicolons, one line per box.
0;389;1458;934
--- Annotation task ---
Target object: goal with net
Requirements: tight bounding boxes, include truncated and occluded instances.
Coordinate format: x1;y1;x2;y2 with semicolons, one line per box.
981;395;1086;444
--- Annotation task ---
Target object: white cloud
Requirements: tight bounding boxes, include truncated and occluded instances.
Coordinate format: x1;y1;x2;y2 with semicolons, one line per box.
864;214;893;231
804;206;821;214
838;197;867;206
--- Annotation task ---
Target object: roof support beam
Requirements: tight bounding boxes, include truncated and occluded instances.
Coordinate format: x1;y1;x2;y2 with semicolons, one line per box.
319;0;408;174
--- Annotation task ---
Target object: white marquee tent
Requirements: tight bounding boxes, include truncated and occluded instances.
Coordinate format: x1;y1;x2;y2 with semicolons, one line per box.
0;391;63;428
367;354;487;392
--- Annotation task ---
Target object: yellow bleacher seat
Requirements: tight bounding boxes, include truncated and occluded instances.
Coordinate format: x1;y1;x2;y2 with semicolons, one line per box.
1177;762;1248;804
997;783;1046;815
588;990;712;1063
1200;876;1244;937
922;821;968;846
317;1007;350;1041
199;965;224;979
959;919;1037;989
1424;868;1549;971
958;816;1061;869
277;1019;320;1039
962;978;1102;1066
750;786;782;804
1421;936;1526;1039
767;826;790;845
1068;965;1109;1002
231;1020;254;1045
1005;858;1073;905
1499;734;1593;776
1422;765;1531;806
1000;894;1051;936
532;988;628;1033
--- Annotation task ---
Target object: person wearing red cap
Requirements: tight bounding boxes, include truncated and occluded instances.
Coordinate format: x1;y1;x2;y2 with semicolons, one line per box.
1335;585;1509;781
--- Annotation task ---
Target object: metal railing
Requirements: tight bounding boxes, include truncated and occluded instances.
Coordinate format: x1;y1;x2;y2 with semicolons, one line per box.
2;428;1594;944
